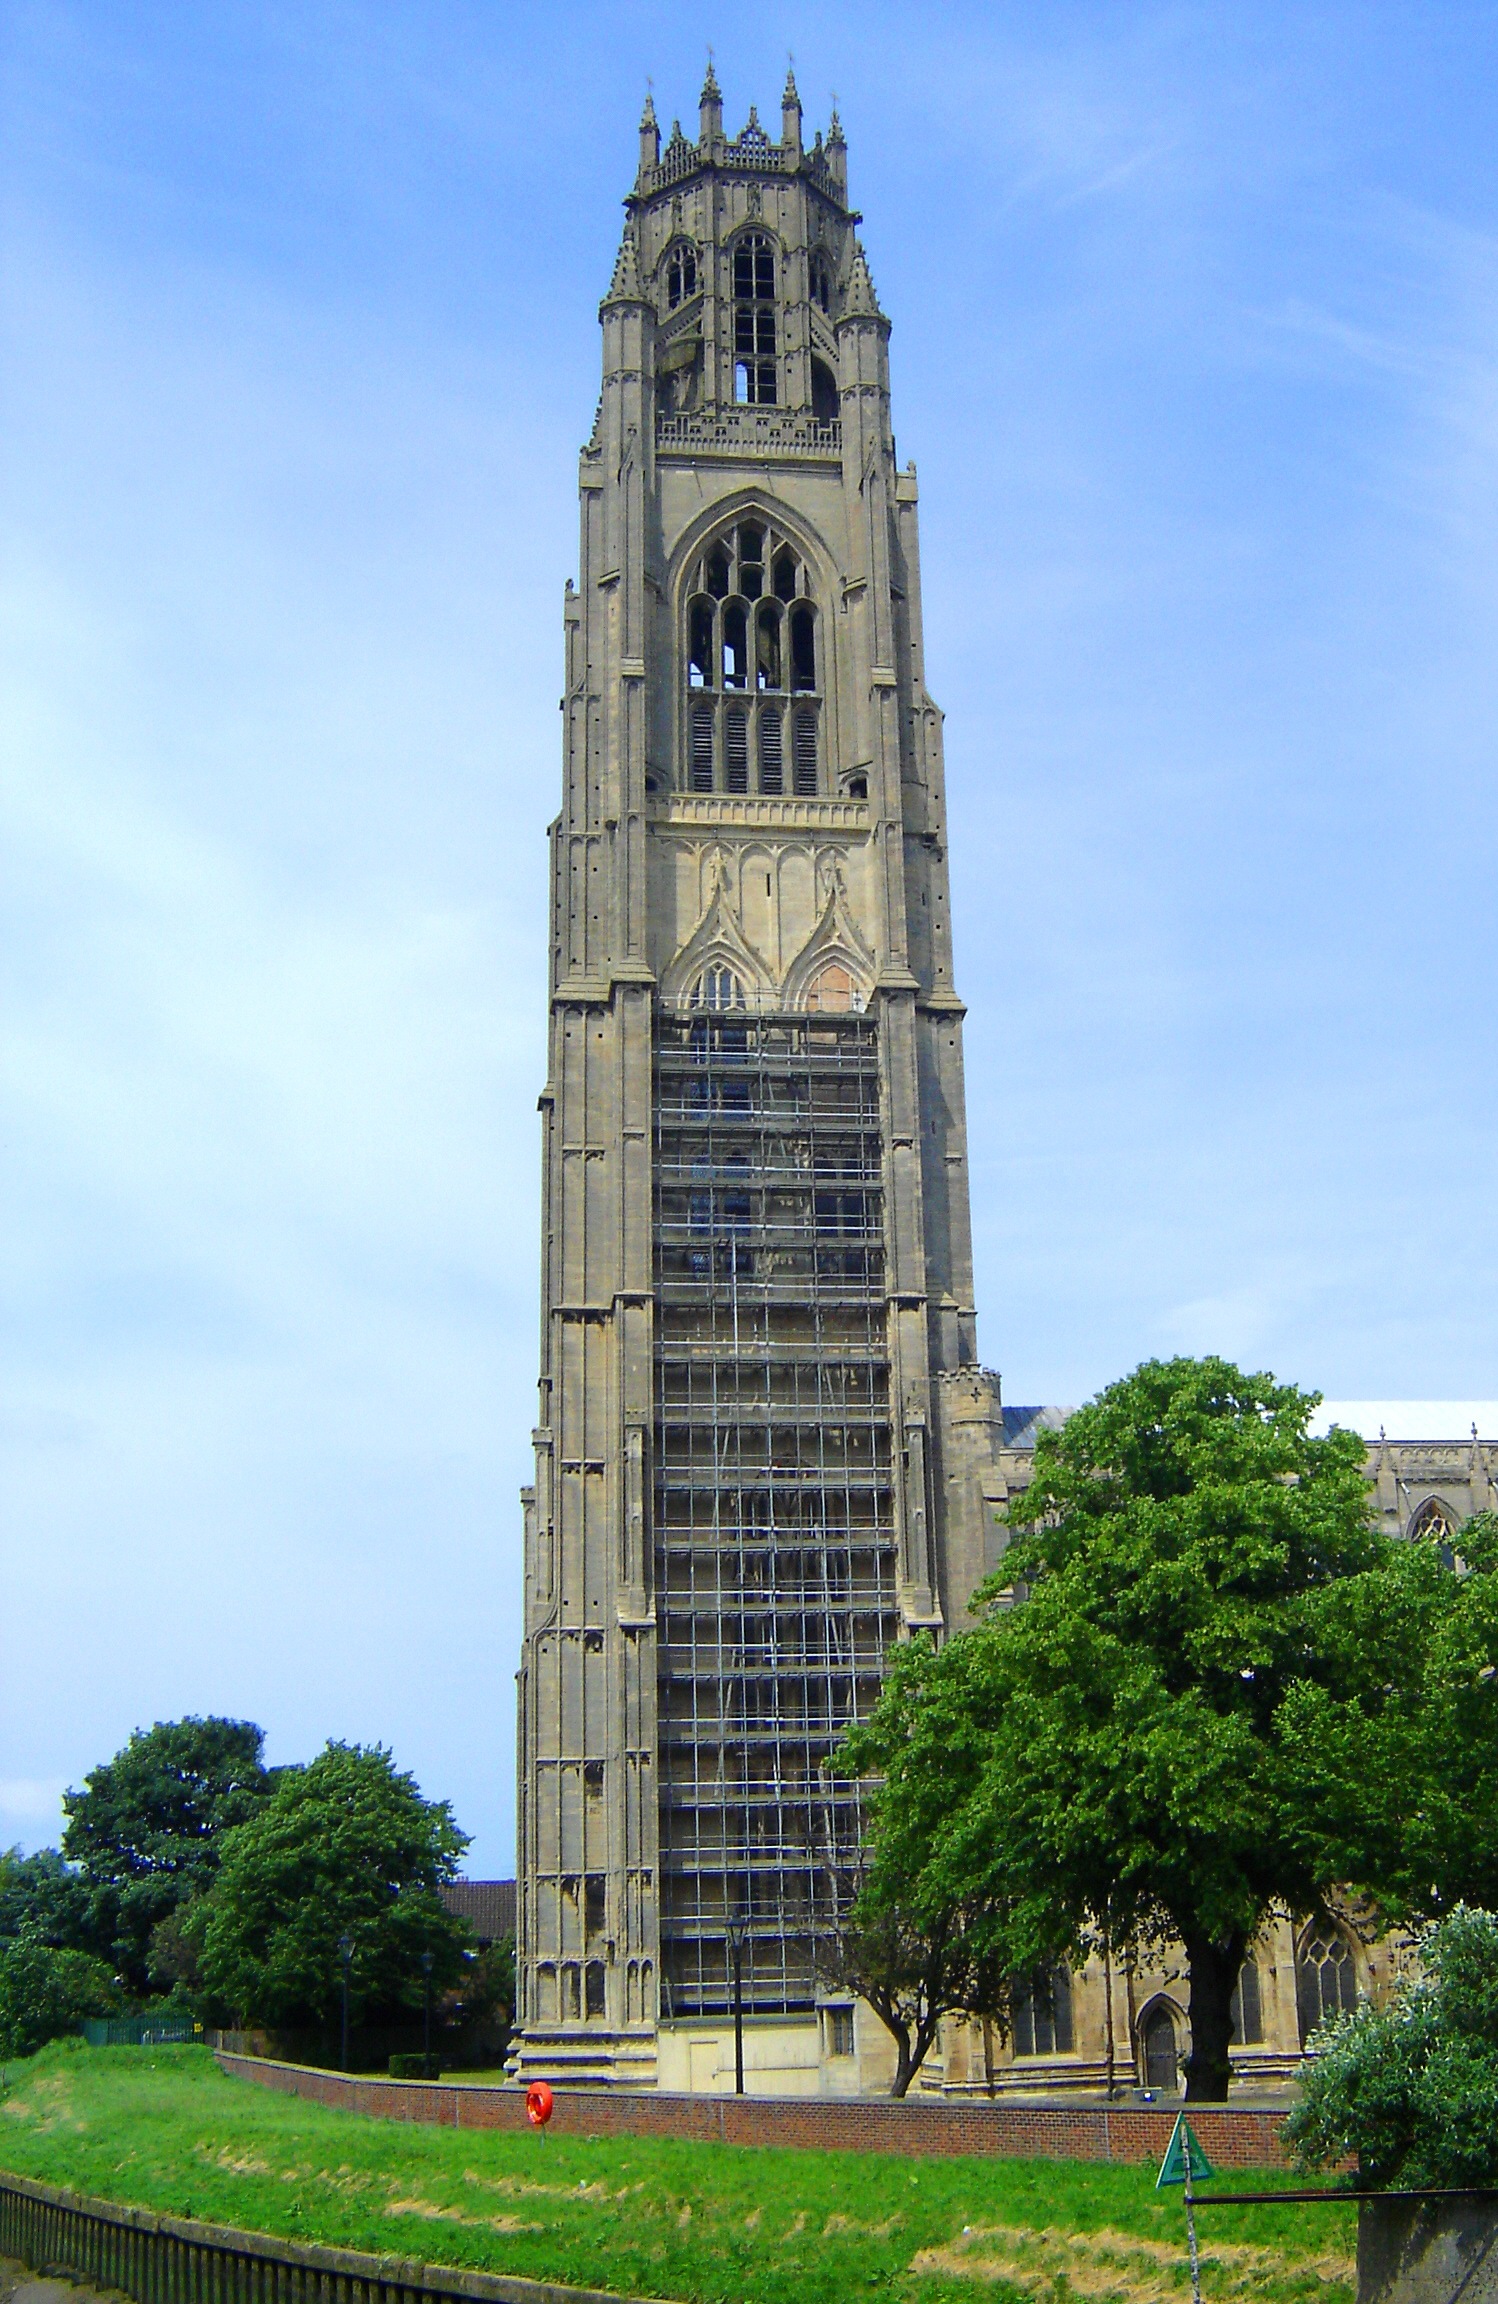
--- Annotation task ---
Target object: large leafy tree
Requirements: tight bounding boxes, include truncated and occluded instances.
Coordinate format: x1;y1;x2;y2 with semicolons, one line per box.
840;1357;1498;2100
0;1847;96;1953
61;1717;271;1992
196;1742;470;2030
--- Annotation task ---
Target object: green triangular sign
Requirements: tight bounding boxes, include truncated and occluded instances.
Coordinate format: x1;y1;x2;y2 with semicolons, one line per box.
1155;2112;1215;2189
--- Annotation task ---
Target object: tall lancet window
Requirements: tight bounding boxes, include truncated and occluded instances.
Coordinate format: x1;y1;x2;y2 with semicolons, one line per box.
732;233;777;405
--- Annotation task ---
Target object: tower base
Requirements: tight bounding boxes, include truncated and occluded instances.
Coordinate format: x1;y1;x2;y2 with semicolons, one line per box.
506;2025;660;2091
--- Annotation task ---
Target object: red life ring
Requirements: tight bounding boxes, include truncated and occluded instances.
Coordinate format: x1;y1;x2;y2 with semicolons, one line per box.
525;2080;554;2128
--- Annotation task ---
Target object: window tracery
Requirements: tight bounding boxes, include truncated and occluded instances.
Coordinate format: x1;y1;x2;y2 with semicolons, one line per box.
1408;1496;1457;1546
683;520;821;795
1297;1922;1357;2044
692;965;747;1013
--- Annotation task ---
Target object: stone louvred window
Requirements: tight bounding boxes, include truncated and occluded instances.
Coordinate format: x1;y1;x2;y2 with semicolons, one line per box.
683;521;820;794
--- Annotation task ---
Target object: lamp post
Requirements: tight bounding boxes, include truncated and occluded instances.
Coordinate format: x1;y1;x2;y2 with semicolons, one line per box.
338;1933;352;2072
726;1920;745;2097
421;1949;434;2079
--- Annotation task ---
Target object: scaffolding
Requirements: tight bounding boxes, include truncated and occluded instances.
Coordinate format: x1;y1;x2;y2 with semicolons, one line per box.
653;1005;898;2018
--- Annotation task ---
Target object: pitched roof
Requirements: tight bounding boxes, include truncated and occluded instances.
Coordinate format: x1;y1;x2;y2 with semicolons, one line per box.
441;1879;516;1944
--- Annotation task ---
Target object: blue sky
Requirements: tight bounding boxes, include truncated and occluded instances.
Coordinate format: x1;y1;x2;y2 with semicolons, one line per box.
4;3;1496;1874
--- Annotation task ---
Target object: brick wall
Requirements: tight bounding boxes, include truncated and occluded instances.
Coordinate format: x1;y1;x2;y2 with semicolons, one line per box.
215;2053;1294;2167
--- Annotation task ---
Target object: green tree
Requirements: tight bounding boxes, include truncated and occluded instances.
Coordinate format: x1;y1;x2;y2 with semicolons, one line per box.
195;1742;470;2031
0;1848;95;1953
1287;1908;1498;2187
0;1937;122;2058
840;1357;1498;2100
62;1717;271;1993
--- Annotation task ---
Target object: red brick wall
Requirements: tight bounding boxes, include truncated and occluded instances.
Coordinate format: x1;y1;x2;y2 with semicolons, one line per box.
215;2052;1293;2167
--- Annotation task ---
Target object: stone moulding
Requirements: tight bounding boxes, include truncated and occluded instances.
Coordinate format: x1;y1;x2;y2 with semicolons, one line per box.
656;411;841;459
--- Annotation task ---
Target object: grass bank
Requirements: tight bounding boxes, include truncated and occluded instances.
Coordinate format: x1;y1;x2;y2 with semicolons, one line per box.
0;2044;1353;2304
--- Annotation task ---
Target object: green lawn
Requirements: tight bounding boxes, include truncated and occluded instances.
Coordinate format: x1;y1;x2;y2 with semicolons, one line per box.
0;2044;1355;2304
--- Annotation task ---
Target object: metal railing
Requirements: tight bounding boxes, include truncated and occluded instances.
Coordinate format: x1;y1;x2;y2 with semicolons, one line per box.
0;2170;637;2304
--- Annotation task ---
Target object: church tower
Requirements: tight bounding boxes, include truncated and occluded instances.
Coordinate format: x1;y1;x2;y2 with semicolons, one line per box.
513;73;1005;2091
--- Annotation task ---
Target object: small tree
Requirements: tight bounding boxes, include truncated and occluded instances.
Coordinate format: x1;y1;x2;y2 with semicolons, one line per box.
62;1718;271;1993
1287;1908;1498;2188
818;1862;1010;2097
196;1742;470;2033
841;1358;1498;2100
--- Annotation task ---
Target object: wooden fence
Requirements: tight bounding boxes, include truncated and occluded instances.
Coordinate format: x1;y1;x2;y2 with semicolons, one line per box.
0;2171;643;2304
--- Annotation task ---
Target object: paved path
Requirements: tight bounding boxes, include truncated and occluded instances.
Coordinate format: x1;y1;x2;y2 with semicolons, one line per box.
0;2257;123;2304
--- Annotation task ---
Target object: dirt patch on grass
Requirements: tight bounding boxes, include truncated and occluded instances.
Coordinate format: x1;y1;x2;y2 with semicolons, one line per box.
911;2221;1356;2301
384;2198;543;2237
2;2076;84;2137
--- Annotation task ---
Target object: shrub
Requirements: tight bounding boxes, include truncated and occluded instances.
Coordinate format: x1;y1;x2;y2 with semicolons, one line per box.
1287;1906;1498;2188
0;1936;123;2058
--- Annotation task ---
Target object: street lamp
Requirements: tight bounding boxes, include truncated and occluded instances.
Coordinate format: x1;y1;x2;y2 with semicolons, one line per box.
421;1949;435;2079
338;1933;353;2072
725;1919;745;2097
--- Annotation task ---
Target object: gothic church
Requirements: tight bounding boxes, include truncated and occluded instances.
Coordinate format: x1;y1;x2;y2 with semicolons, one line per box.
513;73;1498;2099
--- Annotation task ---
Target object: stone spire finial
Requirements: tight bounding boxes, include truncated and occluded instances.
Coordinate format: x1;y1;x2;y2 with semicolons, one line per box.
842;239;884;320
699;54;723;144
603;219;645;307
638;89;660;178
825;98;847;199
782;62;802;156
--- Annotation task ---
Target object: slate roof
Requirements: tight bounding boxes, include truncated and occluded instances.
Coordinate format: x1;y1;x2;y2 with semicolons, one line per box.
441;1879;516;1946
1001;1405;1075;1449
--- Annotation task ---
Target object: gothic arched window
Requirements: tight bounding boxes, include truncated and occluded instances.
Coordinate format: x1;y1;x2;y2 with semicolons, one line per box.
804;963;864;1015
810;250;833;314
1230;1955;1263;2045
665;242;698;310
1408;1496;1457;1547
1011;1965;1074;2056
732;231;778;405
1297;1922;1357;2044
693;965;745;1012
681;523;821;795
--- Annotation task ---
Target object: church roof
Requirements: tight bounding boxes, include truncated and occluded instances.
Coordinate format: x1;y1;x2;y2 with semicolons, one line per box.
1001;1404;1076;1448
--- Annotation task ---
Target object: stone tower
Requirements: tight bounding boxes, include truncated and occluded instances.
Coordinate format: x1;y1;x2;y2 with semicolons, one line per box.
513;72;1005;2092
